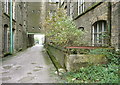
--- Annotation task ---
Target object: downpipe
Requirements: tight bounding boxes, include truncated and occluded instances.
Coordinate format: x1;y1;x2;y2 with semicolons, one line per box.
107;2;112;46
10;0;13;54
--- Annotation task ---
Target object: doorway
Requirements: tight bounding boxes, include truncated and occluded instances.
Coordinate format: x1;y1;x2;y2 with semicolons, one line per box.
3;24;8;53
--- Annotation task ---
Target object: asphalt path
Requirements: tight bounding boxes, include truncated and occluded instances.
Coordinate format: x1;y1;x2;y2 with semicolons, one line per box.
1;45;58;83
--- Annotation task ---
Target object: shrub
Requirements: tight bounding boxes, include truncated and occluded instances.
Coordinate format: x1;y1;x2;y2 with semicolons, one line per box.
44;8;88;47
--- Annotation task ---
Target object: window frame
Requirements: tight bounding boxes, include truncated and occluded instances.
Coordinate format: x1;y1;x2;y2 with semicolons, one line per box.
78;0;85;15
92;21;107;46
12;1;16;19
69;2;74;19
4;0;9;14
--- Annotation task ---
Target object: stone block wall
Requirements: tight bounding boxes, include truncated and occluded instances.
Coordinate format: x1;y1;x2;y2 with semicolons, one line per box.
68;2;120;50
27;2;42;33
66;54;107;71
0;2;34;57
14;2;28;52
47;45;66;69
0;1;2;57
111;2;120;50
74;2;109;46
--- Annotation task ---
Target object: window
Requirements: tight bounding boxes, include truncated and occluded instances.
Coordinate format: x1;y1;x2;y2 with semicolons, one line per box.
92;21;107;46
60;0;64;5
4;0;9;14
49;0;58;2
69;2;74;19
78;0;85;15
13;1;16;19
23;2;26;8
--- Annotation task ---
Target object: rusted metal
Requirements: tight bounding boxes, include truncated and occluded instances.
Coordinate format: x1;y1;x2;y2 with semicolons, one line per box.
66;46;101;49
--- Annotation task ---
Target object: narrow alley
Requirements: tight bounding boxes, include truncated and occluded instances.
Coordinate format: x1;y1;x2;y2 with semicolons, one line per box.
1;45;58;83
0;0;119;84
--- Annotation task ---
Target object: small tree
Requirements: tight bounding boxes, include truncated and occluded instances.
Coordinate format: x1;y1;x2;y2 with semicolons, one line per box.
44;8;87;47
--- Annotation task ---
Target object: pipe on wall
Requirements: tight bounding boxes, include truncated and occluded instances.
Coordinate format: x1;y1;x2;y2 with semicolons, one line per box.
10;0;13;54
107;2;112;46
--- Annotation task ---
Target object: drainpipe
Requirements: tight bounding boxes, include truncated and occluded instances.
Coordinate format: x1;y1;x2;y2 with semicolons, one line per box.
10;0;13;54
108;2;111;46
117;2;120;50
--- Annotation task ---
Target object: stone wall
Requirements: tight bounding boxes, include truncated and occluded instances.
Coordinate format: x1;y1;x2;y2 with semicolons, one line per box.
2;14;16;55
0;1;2;57
66;54;107;71
46;44;108;72
69;2;120;50
46;45;66;69
14;2;28;51
0;2;34;57
27;2;42;33
111;2;120;50
73;2;109;46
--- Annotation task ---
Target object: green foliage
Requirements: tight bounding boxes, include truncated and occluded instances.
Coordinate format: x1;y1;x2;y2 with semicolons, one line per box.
89;48;119;64
61;64;119;83
44;8;87;47
61;49;119;83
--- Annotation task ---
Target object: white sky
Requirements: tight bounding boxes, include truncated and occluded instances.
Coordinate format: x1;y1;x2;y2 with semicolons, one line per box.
34;34;45;44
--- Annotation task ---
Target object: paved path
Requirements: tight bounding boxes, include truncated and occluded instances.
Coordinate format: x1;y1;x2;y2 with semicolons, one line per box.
0;45;58;83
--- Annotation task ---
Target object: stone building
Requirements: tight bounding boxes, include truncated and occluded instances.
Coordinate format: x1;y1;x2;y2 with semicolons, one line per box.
26;0;59;36
0;1;2;57
1;0;16;57
14;2;29;51
27;2;42;33
0;1;35;57
46;0;59;18
60;0;120;50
